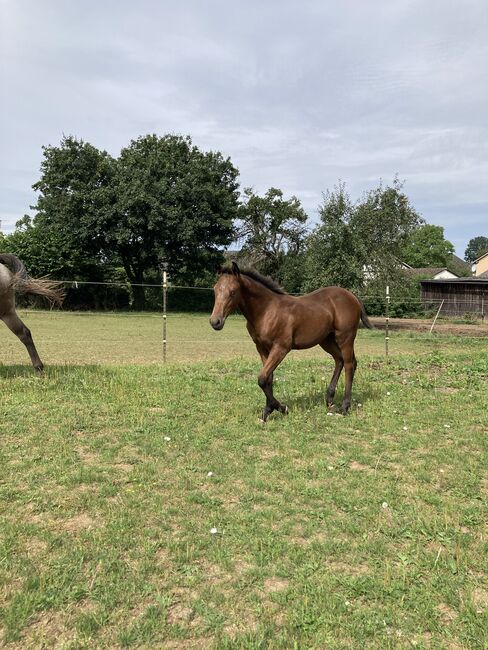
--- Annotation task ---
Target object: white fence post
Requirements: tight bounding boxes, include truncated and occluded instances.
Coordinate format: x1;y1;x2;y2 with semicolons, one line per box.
385;285;390;361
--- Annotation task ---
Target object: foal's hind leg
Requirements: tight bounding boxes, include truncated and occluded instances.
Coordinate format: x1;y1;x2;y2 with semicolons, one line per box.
320;334;344;408
1;311;44;372
335;332;357;414
256;344;289;422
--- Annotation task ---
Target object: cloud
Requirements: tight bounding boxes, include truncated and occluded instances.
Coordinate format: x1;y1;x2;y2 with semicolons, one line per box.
1;0;487;255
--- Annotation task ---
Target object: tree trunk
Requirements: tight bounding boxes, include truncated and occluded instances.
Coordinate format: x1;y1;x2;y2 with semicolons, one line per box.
120;252;146;310
131;283;146;311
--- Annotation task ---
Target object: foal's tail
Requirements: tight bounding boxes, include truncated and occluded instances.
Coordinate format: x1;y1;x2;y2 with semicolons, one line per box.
0;253;65;306
360;301;375;329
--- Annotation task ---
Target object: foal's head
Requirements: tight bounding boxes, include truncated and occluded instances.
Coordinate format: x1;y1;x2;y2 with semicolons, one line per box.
210;262;242;330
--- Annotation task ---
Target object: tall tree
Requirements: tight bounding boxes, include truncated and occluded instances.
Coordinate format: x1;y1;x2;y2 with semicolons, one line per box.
303;179;423;292
32;135;115;262
350;179;423;280
464;236;488;262
110;134;239;307
236;187;308;282
303;182;362;291
1;214;105;279
401;224;454;268
29;134;240;308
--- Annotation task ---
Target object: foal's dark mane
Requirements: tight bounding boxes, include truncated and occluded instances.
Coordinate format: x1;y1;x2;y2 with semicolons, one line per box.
220;266;286;294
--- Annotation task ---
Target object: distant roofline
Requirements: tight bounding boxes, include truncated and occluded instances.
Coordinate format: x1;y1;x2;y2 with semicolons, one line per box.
420;277;488;284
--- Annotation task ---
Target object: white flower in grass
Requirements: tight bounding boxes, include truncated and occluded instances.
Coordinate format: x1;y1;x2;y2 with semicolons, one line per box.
327;465;334;471
207;471;214;477
210;527;218;535
387;391;391;396
402;426;408;431
382;501;389;509
327;412;334;417
164;436;171;442
443;424;451;429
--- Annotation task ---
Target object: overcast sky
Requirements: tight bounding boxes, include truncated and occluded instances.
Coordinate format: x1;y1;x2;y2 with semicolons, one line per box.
1;0;487;257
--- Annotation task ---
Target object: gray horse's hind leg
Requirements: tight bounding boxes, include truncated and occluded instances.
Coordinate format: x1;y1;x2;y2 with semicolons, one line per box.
1;311;44;372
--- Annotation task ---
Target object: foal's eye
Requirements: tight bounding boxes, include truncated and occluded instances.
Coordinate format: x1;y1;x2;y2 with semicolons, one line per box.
230;290;236;296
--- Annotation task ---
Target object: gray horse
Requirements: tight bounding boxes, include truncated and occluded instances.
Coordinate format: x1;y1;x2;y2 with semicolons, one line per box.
0;254;64;372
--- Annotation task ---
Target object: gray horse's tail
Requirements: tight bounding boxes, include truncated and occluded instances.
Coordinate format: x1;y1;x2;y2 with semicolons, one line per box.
360;301;374;329
0;253;65;306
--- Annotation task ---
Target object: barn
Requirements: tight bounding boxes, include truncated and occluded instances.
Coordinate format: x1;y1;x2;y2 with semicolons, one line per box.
420;276;488;318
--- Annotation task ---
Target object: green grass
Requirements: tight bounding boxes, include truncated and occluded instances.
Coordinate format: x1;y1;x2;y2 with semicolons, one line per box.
0;310;486;365
0;312;487;648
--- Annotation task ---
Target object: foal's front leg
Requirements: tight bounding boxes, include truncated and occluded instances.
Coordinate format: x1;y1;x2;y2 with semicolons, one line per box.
257;345;289;422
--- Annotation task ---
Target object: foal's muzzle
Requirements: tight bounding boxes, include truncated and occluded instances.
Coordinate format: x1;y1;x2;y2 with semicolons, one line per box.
210;316;224;331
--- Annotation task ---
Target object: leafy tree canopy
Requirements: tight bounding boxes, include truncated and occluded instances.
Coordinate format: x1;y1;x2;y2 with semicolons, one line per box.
464;236;488;262
237;187;307;261
303;179;423;292
401;224;454;268
22;134;239;308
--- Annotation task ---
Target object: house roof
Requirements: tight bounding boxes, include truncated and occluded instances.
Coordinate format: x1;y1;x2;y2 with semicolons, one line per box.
450;253;469;267
474;251;488;263
405;267;457;278
420;277;488;285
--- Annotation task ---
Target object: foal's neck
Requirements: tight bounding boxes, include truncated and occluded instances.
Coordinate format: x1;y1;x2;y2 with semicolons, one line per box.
238;276;280;324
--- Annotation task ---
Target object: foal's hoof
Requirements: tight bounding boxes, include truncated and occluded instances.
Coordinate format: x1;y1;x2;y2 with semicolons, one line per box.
279;404;289;415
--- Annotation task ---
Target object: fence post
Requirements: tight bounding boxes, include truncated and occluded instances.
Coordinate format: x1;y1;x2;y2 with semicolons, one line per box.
160;262;168;362
429;299;444;334
385;285;390;361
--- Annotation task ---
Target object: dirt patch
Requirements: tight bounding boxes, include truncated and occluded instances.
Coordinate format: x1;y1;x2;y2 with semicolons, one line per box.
472;587;488;612
61;513;96;532
325;561;369;576
114;462;133;472
425;541;445;554
164;640;212;649
167;603;193;624
349;460;370;472
199;562;234;584
370;317;488;337
75;446;98;466
222;617;258;640
19;609;72;649
436;602;458;624
24;538;48;557
233;559;253;575
263;577;289;593
436;386;460;394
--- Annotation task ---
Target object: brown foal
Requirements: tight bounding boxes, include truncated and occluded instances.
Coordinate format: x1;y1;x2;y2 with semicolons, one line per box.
210;262;373;421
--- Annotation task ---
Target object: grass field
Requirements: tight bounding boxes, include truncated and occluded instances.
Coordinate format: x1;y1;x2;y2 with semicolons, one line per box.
0;312;487;648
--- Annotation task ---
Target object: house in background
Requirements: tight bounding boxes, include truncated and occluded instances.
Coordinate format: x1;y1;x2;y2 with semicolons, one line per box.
420;277;488;317
471;251;488;277
405;267;459;280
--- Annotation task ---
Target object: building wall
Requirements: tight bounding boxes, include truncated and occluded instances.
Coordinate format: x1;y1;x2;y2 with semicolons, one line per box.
421;281;488;316
433;270;458;279
475;253;488;276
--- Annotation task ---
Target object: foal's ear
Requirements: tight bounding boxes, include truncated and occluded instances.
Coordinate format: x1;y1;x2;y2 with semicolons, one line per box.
232;261;240;276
